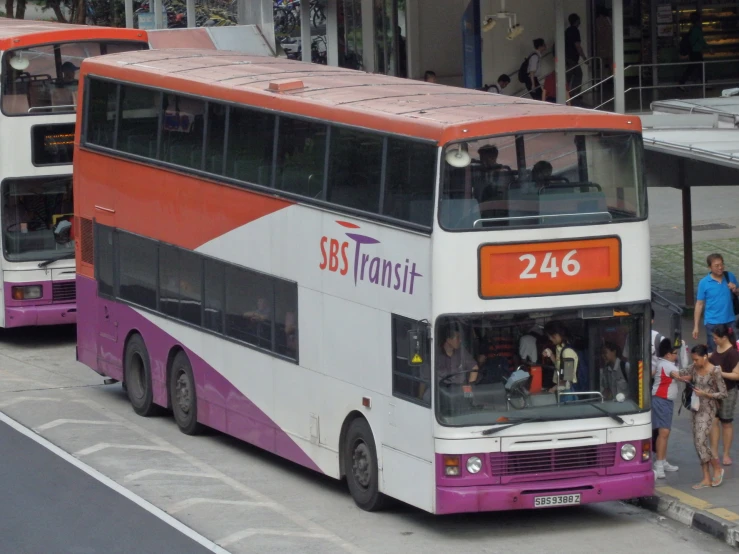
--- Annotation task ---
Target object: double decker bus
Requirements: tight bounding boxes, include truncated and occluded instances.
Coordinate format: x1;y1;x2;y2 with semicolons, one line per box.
74;49;653;514
0;20;147;327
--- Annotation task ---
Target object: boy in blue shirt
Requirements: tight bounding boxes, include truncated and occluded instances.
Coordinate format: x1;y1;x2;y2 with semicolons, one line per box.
693;253;738;352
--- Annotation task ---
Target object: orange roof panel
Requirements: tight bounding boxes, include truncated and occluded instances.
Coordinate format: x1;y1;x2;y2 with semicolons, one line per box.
0;19;147;50
80;49;641;144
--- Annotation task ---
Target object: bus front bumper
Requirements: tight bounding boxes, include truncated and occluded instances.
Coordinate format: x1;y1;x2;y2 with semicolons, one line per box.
435;470;654;514
5;304;77;327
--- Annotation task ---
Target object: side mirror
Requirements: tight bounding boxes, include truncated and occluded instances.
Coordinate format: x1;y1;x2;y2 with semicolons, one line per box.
407;327;427;366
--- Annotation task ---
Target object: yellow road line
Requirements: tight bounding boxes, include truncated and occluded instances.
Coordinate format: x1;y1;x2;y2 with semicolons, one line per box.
656;486;713;510
707;508;739;522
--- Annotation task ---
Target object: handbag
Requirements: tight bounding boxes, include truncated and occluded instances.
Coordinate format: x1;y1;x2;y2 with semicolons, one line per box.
690;391;700;412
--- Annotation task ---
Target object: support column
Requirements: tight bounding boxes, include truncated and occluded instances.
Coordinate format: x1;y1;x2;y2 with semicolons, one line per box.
186;0;195;28
613;0;625;112
681;161;695;308
554;0;566;104
153;0;163;29
405;0;419;79
361;0;376;73
125;0;134;28
326;0;339;66
301;0;311;62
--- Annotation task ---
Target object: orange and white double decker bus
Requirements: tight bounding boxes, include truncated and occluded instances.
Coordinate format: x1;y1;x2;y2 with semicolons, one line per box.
75;49;653;514
0;20;147;327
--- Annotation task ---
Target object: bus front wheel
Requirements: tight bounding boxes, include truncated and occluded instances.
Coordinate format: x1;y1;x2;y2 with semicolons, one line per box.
124;334;160;417
343;418;388;511
169;350;203;436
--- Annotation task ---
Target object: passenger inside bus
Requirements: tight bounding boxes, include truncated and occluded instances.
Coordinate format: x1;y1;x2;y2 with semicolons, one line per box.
433;307;646;425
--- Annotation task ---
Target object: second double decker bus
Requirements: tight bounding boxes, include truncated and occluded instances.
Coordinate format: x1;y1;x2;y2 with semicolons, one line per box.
75;49;653;514
0;20;147;327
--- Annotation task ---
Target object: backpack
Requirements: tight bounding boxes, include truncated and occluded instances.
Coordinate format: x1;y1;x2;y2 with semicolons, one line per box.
562;346;590;392
679;33;692;56
518;54;534;83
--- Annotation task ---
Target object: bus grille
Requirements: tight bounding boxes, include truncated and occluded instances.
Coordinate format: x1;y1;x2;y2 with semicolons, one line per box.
490;444;616;476
52;281;76;303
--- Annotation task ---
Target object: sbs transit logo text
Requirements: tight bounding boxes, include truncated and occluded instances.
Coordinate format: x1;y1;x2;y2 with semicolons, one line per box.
319;220;422;295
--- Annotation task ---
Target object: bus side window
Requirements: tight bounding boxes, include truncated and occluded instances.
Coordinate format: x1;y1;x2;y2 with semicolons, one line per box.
391;314;431;407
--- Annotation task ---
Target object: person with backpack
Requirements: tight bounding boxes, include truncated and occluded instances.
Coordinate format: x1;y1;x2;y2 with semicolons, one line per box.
679;12;710;88
693;253;739;352
542;320;584;392
519;38;546;101
651;338;683;478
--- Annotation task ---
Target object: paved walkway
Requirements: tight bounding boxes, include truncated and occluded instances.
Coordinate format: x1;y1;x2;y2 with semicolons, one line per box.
651;306;739;540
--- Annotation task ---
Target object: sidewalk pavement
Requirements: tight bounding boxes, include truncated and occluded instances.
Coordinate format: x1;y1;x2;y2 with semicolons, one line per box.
642;306;739;547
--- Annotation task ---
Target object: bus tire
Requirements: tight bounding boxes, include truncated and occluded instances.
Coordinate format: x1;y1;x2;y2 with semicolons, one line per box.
343;418;388;511
169;351;203;435
124;334;160;417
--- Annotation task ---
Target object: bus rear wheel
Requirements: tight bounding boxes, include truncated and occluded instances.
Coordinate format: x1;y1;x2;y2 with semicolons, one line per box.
343;418;388;511
124;334;160;417
169;351;203;435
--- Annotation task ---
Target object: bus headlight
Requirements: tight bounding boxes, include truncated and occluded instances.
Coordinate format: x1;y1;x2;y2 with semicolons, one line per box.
621;443;636;461
12;285;42;300
466;456;482;474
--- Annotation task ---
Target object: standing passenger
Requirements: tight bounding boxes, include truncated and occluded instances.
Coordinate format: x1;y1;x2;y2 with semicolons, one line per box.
565;14;586;104
693;253;738;351
708;324;739;466
651;338;681;478
683;345;728;489
526;39;547;101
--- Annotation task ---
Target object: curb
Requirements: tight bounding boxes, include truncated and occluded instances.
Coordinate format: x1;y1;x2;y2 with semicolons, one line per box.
632;493;739;547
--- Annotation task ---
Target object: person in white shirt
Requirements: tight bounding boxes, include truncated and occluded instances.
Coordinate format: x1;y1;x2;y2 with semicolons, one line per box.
526;38;546;100
651;338;684;478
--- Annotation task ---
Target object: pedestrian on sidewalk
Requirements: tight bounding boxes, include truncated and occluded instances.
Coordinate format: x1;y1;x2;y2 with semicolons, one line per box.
693;253;739;352
565;14;586;106
709;323;739;466
651;338;682;478
683;344;728;489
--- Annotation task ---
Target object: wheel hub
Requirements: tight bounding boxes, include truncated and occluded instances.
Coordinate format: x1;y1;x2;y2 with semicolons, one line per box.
352;442;371;489
174;372;191;414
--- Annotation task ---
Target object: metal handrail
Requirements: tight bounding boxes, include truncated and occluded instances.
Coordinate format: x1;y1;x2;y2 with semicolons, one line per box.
594;57;739;112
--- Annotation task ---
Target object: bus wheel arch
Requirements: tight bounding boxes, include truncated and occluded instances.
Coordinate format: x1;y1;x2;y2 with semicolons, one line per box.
123;331;162;417
167;348;203;436
340;413;388;511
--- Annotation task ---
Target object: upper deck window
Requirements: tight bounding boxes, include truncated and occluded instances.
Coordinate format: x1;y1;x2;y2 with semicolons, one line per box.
439;131;646;231
2;41;147;116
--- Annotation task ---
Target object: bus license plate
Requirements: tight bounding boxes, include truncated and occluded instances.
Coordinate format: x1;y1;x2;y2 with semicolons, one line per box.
534;494;581;508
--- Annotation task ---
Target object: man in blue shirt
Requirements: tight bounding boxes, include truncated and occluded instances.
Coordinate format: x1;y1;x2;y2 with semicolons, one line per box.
693;253;738;352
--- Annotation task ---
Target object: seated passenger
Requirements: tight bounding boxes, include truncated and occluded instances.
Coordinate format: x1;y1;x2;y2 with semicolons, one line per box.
436;325;479;386
532;160;553;189
243;297;271;322
600;341;629;401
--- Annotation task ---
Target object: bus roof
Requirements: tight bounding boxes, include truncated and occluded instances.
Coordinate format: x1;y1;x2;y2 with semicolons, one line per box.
81;49;640;144
0;19;147;51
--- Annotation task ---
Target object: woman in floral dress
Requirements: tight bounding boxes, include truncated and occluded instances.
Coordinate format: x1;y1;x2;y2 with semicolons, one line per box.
683;344;728;489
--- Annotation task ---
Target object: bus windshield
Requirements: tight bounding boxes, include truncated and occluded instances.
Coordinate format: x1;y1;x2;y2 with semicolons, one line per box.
2;41;147;115
439;130;645;230
2;177;73;262
433;305;649;427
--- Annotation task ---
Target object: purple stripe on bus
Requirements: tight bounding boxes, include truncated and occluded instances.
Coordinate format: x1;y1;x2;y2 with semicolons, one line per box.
4;279;76;327
435;471;654;514
76;275;322;474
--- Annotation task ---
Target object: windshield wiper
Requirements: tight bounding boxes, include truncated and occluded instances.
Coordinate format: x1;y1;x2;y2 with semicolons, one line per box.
481;417;548;436
587;402;625;424
38;253;74;268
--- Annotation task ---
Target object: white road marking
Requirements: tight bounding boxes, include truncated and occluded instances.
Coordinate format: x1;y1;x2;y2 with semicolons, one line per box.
0;396;61;408
35;419;122;431
218;529;334;548
0;410;231;554
168;498;272;514
74;442;180;456
124;469;221;483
